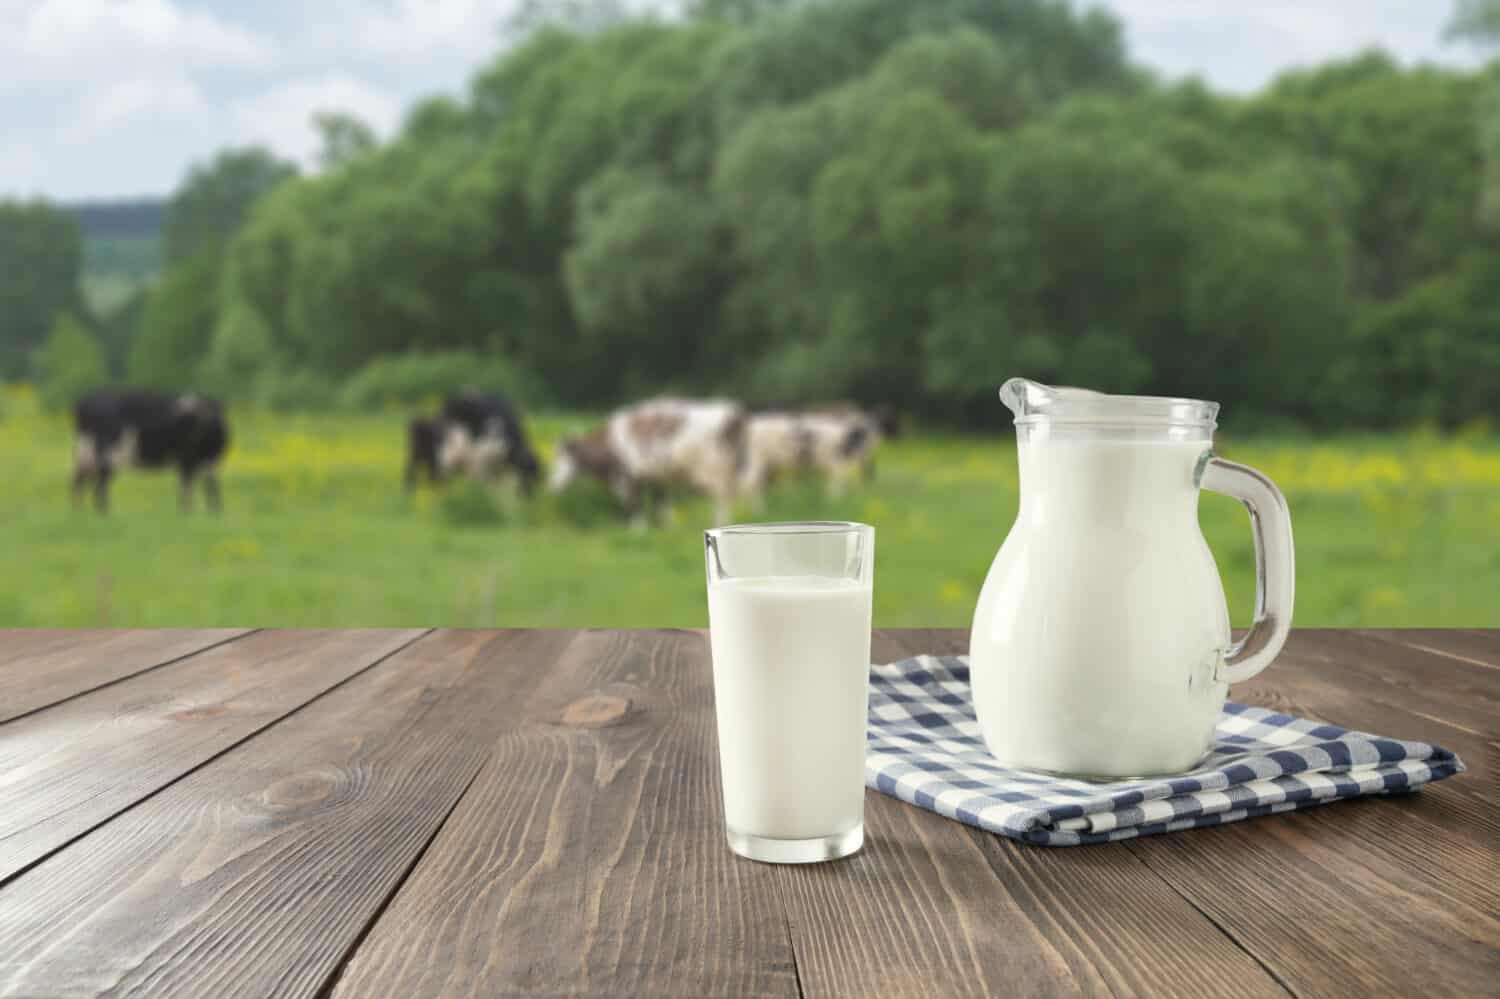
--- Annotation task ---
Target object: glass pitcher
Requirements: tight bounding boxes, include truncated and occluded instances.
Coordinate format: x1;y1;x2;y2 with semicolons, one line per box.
969;379;1295;778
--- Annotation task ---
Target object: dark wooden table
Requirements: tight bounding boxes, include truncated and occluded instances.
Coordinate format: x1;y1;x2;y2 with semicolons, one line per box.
0;629;1495;998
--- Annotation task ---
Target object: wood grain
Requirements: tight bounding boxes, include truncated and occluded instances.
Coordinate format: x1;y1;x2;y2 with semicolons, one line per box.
331;628;801;999
1362;628;1500;671
0;628;249;723
1239;633;1498;851
0;628;1493;999
837;630;1288;998
0;628;422;884
0;629;576;999
1281;629;1500;736
1127;810;1500;997
1108;629;1500;998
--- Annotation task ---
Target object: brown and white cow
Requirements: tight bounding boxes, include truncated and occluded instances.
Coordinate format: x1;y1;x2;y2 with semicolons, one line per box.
549;397;752;526
743;404;891;500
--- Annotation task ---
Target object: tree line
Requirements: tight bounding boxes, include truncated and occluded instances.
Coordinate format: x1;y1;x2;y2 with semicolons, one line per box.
4;0;1498;428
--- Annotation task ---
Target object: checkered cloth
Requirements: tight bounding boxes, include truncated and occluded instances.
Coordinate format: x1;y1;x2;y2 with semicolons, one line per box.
867;654;1466;846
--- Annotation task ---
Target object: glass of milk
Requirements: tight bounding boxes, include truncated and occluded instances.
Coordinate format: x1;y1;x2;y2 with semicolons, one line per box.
704;521;874;864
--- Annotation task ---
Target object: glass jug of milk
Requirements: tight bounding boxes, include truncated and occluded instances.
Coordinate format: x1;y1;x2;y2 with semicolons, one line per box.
969;379;1295;778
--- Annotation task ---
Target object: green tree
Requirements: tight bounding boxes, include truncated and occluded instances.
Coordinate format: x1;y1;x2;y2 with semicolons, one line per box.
689;0;801;23
313;112;378;169
128;256;219;389
564;168;726;393
1448;0;1500;41
131;147;297;389
35;313;108;411
190;0;1497;427
163;147;298;265
0;199;83;379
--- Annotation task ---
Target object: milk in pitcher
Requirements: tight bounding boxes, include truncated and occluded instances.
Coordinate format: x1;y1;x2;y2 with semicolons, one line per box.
971;436;1231;776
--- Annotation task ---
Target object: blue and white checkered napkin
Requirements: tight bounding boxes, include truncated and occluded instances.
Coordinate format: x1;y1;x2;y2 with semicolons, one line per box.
867;654;1466;846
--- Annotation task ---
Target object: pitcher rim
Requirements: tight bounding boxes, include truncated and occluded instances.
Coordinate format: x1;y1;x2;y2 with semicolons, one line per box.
1001;378;1220;429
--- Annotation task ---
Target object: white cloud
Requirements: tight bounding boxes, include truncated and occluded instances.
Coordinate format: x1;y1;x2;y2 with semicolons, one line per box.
81;72;202;128
231;75;401;168
1094;1;1482;93
0;0;1488;198
351;0;511;59
17;0;274;71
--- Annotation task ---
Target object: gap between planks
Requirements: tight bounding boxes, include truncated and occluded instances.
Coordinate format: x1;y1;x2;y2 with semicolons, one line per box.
0;628;432;893
1122;842;1298;998
0;628;257;726
314;763;490;999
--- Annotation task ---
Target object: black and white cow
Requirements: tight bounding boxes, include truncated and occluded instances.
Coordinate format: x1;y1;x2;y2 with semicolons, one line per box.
404;391;541;495
72;390;229;513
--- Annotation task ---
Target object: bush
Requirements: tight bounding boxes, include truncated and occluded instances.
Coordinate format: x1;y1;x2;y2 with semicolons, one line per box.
337;352;533;411
437;479;507;526
34;314;108;411
541;475;623;527
254;369;341;411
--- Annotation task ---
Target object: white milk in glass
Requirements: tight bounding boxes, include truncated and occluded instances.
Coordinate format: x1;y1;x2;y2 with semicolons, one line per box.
707;575;872;840
970;438;1231;776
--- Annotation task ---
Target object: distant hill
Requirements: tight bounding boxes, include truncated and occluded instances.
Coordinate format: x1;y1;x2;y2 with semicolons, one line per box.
67;197;165;238
64;197;166;312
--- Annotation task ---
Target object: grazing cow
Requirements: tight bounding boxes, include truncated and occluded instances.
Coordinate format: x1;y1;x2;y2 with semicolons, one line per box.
404;391;541;494
549;397;751;526
403;416;445;491
743;404;891;499
72;390;229;513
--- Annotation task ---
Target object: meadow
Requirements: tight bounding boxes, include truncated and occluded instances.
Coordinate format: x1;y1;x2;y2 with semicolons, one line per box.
1;385;1495;629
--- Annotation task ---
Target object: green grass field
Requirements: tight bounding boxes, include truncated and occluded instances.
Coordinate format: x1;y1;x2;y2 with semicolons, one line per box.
1;385;1495;628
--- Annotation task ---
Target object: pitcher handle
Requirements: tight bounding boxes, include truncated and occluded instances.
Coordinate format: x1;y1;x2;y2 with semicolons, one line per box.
1200;456;1296;684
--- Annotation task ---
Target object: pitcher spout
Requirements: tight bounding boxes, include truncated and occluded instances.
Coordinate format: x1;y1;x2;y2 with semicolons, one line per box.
999;378;1095;422
999;377;1218;433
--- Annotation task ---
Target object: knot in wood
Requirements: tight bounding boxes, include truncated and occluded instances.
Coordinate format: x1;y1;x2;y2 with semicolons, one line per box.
560;694;631;729
168;703;231;721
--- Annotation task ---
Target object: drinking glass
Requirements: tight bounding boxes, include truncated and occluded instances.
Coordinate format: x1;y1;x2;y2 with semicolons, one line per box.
704;521;875;863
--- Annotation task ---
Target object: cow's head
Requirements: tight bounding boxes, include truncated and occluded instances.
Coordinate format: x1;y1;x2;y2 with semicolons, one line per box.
549;427;616;492
548;438;582;493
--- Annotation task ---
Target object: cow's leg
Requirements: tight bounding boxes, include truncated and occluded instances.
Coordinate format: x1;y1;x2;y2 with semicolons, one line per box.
648;483;675;526
827;462;856;499
93;465;112;514
614;476;646;530
71;467;92;508
738;454;766;513
518;460;540;498
203;468;222;513
712;490;732;527
179;467;196;513
707;475;733;527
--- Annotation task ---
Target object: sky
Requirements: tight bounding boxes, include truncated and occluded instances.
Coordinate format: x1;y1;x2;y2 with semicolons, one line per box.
0;0;1488;201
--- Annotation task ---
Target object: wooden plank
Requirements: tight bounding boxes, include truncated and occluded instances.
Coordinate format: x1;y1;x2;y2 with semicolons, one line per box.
1247;636;1497;820
0;627;423;884
888;627;1500;990
1280;630;1500;735
822;630;1286;998
910;629;1500;995
333;628;800;999
1362;628;1500;672
1127;812;1500;996
0;629;250;724
0;629;578;999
